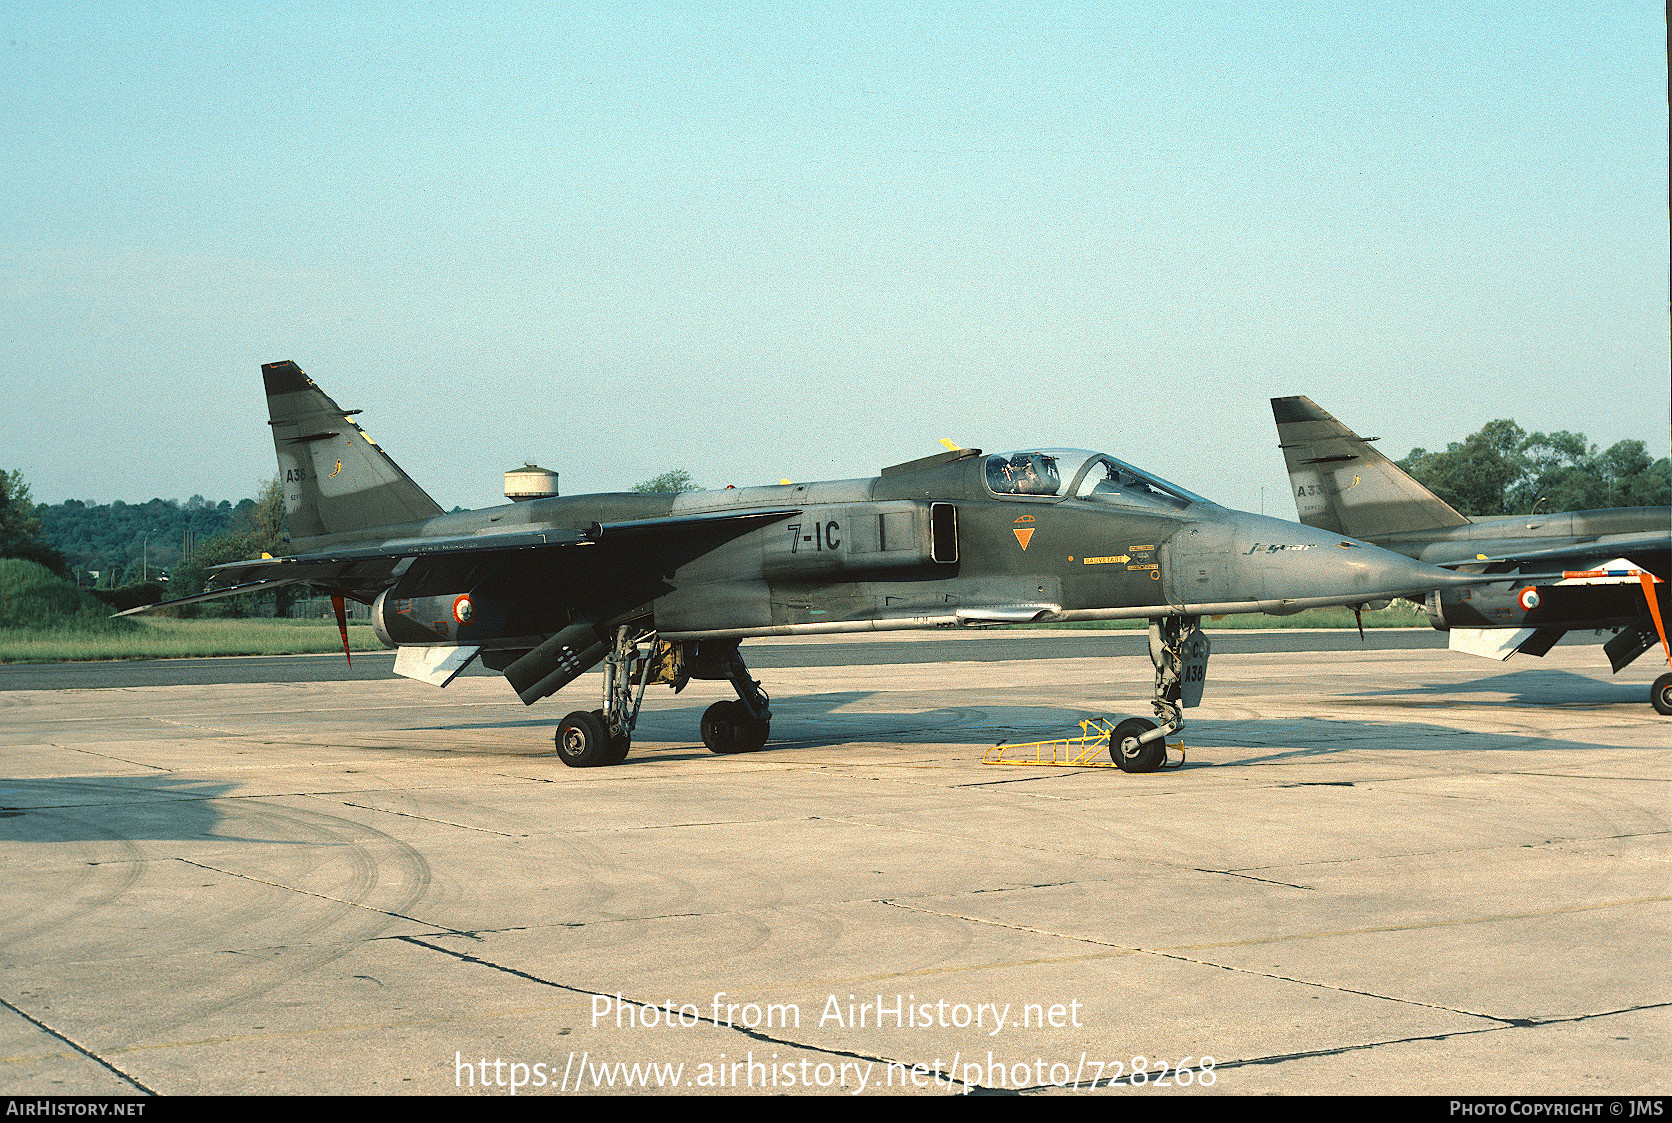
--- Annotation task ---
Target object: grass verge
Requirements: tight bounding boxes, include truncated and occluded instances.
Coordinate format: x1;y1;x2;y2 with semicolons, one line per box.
0;617;386;663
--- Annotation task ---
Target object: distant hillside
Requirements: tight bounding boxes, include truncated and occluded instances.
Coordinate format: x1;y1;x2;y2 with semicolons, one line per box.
36;495;255;586
0;558;138;633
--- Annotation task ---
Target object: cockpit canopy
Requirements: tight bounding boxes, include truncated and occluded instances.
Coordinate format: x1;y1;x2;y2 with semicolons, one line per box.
984;449;1204;511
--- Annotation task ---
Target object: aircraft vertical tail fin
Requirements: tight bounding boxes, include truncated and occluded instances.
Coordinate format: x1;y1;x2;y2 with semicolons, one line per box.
1270;396;1470;540
263;361;445;545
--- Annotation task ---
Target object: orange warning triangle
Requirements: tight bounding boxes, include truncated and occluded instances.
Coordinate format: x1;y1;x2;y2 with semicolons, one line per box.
1013;528;1034;550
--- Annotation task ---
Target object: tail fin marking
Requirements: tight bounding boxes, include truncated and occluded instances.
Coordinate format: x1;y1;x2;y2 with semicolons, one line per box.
263;360;445;544
1271;395;1470;540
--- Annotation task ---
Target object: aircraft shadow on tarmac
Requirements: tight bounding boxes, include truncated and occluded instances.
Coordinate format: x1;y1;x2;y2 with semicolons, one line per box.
417;689;1637;769
0;776;241;844
1333;666;1655;708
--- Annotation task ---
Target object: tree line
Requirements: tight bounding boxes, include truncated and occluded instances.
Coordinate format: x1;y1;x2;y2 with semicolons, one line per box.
1396;423;1669;517
0;471;288;615
36;493;254;586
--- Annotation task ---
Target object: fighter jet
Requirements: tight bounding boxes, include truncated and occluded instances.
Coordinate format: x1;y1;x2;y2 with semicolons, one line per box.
1270;396;1672;713
124;362;1498;771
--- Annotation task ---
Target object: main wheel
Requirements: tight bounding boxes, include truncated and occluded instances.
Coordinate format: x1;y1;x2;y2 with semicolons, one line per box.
602;733;631;764
702;700;769;754
1110;716;1166;773
1652;673;1672;716
556;710;615;767
591;709;632;765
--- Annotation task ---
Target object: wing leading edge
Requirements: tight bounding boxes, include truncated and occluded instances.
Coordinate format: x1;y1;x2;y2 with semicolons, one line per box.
118;508;800;617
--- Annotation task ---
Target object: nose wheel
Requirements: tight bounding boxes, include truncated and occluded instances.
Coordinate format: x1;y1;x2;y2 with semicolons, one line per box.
1108;615;1207;773
1109;717;1167;772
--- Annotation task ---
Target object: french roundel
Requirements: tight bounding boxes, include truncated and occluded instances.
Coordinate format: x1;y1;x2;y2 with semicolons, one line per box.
1517;587;1540;612
452;595;474;624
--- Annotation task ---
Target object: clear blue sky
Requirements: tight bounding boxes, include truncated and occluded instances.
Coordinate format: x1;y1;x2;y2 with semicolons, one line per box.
3;2;1666;514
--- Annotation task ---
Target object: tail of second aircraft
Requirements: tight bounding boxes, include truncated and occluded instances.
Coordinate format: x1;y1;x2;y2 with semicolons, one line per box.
263;360;445;546
1270;396;1470;541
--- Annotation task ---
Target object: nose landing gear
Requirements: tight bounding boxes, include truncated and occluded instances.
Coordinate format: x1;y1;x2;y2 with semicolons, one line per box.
1109;615;1208;773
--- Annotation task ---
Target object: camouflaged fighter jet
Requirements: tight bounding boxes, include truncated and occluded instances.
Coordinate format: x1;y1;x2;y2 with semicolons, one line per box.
124;362;1500;772
1271;396;1672;714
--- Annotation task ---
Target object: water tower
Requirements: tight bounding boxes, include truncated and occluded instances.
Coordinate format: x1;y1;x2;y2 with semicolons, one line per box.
504;463;559;502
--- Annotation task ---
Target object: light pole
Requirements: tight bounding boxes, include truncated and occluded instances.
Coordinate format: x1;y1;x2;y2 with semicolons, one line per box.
142;530;155;582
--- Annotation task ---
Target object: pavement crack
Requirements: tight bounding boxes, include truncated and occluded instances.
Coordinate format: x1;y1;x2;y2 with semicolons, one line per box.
57;745;176;772
0;993;157;1095
1197;1001;1672;1075
1223;828;1670;874
394;935;1010;1094
1194;869;1315;890
329;799;525;837
1161;892;1672;949
874;899;1544;1027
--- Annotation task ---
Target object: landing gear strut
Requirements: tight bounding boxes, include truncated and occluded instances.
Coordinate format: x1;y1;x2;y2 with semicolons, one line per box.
552;632;774;765
555;624;652;767
700;642;771;754
1109;615;1209;773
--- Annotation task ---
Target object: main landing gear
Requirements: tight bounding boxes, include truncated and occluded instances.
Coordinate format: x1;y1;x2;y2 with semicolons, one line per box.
554;629;772;767
1108;615;1209;774
555;624;650;768
1653;672;1672;717
697;643;772;755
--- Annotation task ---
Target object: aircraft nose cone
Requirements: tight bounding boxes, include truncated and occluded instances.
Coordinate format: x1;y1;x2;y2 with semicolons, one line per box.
1228;515;1465;610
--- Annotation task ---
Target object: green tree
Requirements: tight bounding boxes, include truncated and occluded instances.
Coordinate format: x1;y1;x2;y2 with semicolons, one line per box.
37;493;240;580
1597;440;1671;508
1399;421;1670;515
1512;430;1600;513
248;474;287;545
630;469;700;494
0;469;68;576
166;476;293;616
1397;420;1525;516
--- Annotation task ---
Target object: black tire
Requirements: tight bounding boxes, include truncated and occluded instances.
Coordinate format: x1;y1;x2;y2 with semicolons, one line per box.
740;715;769;752
1110;716;1166;773
592;709;632;765
602;733;631;765
702;700;769;754
556;710;614;767
1652;673;1672;717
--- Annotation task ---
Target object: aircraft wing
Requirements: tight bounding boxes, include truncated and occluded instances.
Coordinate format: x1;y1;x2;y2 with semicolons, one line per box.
214;527;590;569
112;578;304;616
118;508;800;616
1443;531;1671;581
